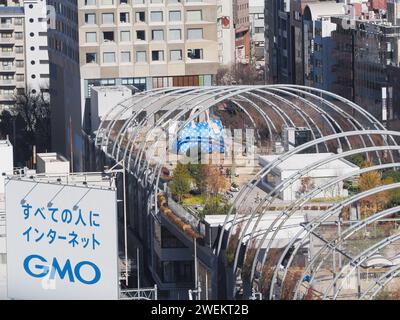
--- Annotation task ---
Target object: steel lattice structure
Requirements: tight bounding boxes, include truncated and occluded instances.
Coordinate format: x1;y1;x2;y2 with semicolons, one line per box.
94;85;400;300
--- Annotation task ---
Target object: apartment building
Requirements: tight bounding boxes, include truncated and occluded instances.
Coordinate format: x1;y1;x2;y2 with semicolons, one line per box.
78;0;219;94
331;2;400;122
0;0;49;112
234;0;250;64
249;0;264;69
216;0;235;66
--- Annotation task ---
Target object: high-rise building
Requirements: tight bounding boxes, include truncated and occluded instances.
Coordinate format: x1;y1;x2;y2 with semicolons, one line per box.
264;0;291;84
0;0;50;112
234;0;250;64
303;1;345;90
217;0;235;66
331;8;400;122
47;0;82;171
47;0;220;171
248;0;264;69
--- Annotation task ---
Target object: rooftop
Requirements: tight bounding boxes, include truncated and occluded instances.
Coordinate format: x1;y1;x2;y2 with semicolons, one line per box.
259;153;359;172
37;152;68;163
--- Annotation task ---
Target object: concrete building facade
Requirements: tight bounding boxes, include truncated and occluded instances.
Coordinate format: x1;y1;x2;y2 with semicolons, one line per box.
0;0;50;112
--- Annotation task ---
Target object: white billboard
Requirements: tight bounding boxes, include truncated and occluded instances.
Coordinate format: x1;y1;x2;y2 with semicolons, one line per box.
5;179;119;300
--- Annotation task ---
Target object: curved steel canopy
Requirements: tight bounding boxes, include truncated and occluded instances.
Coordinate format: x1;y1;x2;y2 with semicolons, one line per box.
94;85;400;300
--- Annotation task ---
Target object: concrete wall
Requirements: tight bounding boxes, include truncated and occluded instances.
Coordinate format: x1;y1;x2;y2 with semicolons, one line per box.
0;141;13;194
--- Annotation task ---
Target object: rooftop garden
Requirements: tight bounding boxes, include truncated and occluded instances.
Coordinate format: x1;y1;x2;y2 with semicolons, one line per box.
167;162;235;219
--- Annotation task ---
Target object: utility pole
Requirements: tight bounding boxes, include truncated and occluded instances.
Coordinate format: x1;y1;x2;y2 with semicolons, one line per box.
105;159;129;286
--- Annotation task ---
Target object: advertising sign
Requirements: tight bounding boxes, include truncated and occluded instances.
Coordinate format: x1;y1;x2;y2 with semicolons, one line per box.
5;179;119;300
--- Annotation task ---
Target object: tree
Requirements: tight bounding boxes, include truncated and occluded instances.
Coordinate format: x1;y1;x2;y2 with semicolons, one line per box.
215;63;264;86
0;88;51;165
203;165;228;195
169;162;192;203
358;160;390;218
186;162;207;193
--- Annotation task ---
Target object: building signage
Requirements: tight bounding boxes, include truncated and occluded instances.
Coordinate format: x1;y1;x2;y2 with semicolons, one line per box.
5;179;119;300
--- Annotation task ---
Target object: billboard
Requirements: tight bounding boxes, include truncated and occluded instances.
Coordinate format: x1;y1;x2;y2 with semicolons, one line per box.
5;179;119;300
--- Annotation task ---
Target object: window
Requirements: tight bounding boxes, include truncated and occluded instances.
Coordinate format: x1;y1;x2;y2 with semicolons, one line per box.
121;51;131;62
255;27;264;33
136;11;145;22
103;31;114;42
187;10;202;21
187;28;203;39
187;48;203;59
120;30;131;41
169;29;181;40
150;11;163;22
85;13;96;24
136;51;147;62
169;11;181;21
85;0;96;4
102;13;114;24
103;52;116;63
152;50;164;61
170;49;182;61
120;12;129;23
151;29;164;41
14;32;23;40
102;0;114;4
86;32;97;43
86;53;97;63
136;30;145;40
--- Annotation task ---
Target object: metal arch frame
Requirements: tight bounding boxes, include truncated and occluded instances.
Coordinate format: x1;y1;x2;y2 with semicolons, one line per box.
95;86;389;176
231;146;400;285
129;89;394;258
91;86;400;300
135;84;343;190
294;204;400;300
266;86;385;163
250;88;324;153
111;86;232;161
96;87;173;149
121;86;237;172
215;129;398;269
255;160;400;300
256;87;347;152
135;85;370;199
275;85;398;161
325;232;400;300
130;85;307;181
216;132;399;299
111;86;216;161
360;266;400;300
97;85;381;161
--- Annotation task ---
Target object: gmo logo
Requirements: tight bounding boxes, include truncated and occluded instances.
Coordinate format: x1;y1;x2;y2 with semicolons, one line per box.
23;254;101;285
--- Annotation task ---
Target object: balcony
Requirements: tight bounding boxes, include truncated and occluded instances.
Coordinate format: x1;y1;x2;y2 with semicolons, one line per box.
0;78;14;85
0;65;15;72
0;51;14;57
0;23;14;30
0;37;14;44
0;93;14;101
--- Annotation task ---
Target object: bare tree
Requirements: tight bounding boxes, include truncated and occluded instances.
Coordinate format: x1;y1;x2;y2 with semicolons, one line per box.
0;87;51;165
216;63;264;86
